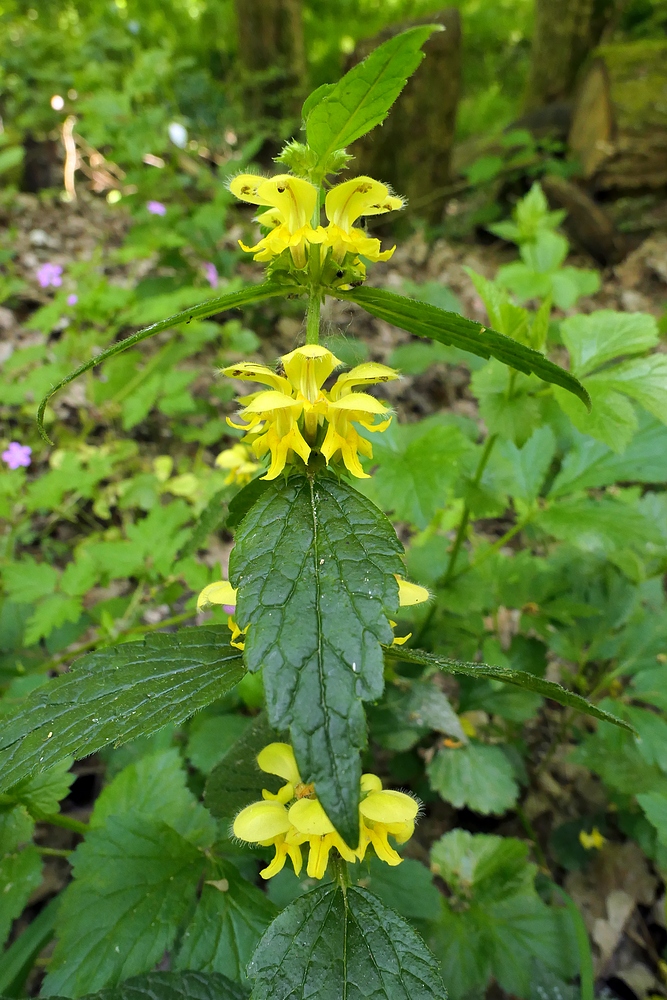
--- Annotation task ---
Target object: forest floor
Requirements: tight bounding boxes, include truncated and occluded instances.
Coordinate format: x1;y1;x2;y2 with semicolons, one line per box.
5;191;667;996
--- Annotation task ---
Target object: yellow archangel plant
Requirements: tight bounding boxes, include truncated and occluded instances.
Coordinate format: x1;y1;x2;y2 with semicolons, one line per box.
221;346;399;480
197;574;430;650
232;742;420;880
228;173;404;271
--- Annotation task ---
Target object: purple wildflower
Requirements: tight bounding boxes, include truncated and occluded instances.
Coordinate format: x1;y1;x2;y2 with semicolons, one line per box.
2;442;32;469
36;263;63;288
67;293;78;306
147;200;167;216
204;262;219;288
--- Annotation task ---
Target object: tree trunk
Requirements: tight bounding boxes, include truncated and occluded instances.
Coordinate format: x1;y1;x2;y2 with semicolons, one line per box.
233;0;305;120
346;9;461;223
568;40;667;189
525;0;618;110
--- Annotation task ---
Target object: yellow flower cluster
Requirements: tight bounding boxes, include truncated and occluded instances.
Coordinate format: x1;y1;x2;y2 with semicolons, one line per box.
222;345;399;480
197;574;429;650
229;173;403;269
232;742;419;880
214;443;261;486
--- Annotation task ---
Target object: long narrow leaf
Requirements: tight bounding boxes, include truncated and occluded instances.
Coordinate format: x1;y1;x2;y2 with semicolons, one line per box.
37;282;288;443
340;285;590;407
385;645;634;732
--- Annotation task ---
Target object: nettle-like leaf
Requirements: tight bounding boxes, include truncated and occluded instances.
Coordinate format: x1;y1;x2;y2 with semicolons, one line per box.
0;805;42;949
6;757;75;818
72;969;247;1000
205;713;282;824
0;626;244;793
388;646;635;733
230;473;403;847
428;830;577;999
175;859;277;984
427;741;519;815
305;26;439;179
43;815;205;997
248;884;446;1000
37;282;288;443
338;286;590;407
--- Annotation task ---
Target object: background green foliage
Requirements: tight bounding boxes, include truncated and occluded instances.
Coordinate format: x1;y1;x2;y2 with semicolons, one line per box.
1;2;667;999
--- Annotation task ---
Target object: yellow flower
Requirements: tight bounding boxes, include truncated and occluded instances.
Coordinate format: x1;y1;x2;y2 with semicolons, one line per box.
196;579;246;649
229;174;326;268
222;349;399;480
214;443;261;485
391;576;430;645
232;742;420;880
579;827;606;850
321;393;392;479
324;177;404;264
356;773;418;866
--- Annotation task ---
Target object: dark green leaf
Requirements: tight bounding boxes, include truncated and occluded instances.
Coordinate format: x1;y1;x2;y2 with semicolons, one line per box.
0;846;42;949
387;646;635;733
226;478;272;530
37;282;288;444
175;860;277;983
205;713;282;823
248;884;446;1000
0;626;244;794
43;816;204;996
0;894;58;996
427;742;519;815
6;757;75;818
338;286;590;407
305;26;439;176
83;970;248;1000
231;474;404;847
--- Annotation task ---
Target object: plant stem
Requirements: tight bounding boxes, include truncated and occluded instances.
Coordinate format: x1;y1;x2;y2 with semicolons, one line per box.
39;813;90;835
448;511;532;585
305;293;321;345
439;433;498;587
36;846;73;859
329;852;351;894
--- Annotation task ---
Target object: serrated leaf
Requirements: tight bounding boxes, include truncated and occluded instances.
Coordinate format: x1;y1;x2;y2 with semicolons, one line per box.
0;626;244;794
81;970;248;1000
305;26;438;175
492;426;556;504
589;353;667;423
175;860;277;983
43;816;205;997
353;856;443;923
6;757;75;818
428;831;577;999
560;310;658;378
550;415;667;497
0;893;58;996
187;714;251;775
359;419;475;529
91;748;216;847
387;646;635;733
338;286;590;406
0;845;42;949
427;742;518;815
248;884;446;1000
230;474;404;846
553;382;638;453
205;714;282;823
535;495;660;553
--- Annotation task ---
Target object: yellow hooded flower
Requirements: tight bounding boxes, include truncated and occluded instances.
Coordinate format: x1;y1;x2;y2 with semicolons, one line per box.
229;174;326;268
391;575;430;645
321;393;392;479
214;443;261;486
196;579;246;649
222;350;399;480
231;742;420;880
357;773;418;866
324;177;404;264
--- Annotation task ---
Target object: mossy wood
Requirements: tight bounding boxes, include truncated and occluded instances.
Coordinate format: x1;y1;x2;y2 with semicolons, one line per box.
569;40;667;189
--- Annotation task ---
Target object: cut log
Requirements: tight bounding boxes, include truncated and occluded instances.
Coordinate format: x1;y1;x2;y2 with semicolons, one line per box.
346;9;461;223
540;175;626;264
569;40;667;189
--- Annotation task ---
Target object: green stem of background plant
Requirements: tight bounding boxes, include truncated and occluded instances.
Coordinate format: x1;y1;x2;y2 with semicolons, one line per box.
440;433;498;586
306;293;321;345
